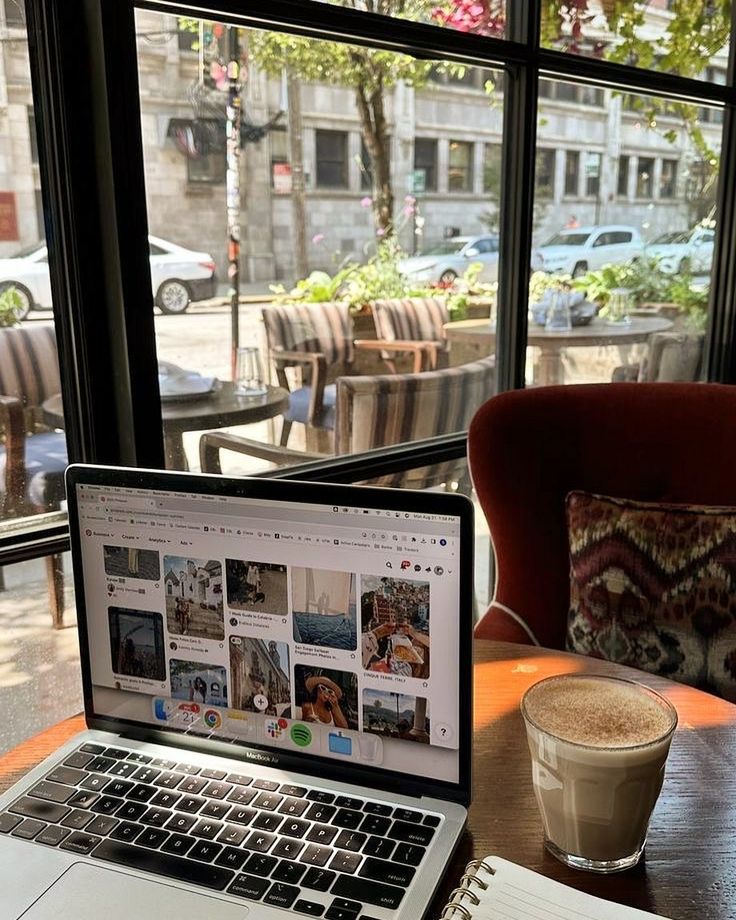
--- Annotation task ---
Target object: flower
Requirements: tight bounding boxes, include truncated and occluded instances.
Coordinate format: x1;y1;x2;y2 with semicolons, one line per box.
404;195;416;205
311;233;325;244
403;206;415;217
376;227;386;237
360;196;373;208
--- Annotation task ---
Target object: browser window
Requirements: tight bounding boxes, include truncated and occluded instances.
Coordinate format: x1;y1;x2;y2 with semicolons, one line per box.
74;484;462;784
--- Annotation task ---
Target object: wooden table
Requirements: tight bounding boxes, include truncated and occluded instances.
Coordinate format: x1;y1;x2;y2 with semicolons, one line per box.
444;316;673;385
1;642;733;920
43;381;289;470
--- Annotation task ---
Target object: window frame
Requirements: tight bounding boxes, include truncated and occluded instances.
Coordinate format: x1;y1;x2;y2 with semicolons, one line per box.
12;0;736;567
315;128;349;189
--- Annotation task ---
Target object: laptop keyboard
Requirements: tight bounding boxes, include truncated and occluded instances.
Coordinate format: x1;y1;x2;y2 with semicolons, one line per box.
0;742;442;917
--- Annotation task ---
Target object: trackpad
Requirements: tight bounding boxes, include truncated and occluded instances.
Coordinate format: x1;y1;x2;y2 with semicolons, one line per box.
20;863;249;919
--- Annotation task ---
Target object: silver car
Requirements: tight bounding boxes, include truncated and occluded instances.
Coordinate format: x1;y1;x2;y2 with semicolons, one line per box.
399;234;499;285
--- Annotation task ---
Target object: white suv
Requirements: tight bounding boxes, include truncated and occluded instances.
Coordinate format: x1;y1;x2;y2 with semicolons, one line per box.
644;226;715;274
531;225;644;277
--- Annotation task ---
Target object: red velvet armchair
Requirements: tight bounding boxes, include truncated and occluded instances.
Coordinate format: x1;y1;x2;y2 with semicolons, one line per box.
468;383;736;649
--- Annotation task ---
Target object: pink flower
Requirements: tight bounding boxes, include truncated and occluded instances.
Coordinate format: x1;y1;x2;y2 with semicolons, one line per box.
376;228;386;237
404;195;416;205
360;196;373;208
403;206;415;217
311;233;325;244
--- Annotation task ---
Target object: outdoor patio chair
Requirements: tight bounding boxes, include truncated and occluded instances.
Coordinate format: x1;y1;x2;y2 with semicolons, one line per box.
362;297;451;374
200;355;496;492
262;300;439;446
468;383;736;698
0;324;68;627
612;330;705;382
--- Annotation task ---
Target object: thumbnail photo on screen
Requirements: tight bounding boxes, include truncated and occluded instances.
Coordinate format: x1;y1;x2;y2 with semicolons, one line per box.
169;659;228;706
103;545;161;581
229;635;291;716
108;607;166;681
363;688;430;743
360;575;430;678
293;665;359;731
226;560;287;616
292;568;357;651
164;555;224;640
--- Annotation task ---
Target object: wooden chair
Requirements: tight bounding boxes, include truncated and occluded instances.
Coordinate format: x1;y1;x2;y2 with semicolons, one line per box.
200;356;496;493
262;301;437;446
0;324;68;627
363;297;451;373
612;331;705;382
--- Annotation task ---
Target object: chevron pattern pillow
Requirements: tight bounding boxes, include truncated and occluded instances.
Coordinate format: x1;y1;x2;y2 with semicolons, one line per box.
566;490;736;701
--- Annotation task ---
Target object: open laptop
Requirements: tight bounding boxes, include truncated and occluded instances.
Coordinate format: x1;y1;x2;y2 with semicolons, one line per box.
0;464;473;920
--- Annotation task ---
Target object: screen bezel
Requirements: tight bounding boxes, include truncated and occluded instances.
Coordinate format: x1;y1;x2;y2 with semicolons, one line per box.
66;463;474;807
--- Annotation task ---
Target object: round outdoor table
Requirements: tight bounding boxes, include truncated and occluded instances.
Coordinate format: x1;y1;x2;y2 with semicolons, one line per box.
444;316;673;385
42;381;289;470
1;641;734;920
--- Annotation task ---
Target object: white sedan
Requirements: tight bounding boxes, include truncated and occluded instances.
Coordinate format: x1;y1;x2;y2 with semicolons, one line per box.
399;234;500;285
644;226;715;275
0;235;217;319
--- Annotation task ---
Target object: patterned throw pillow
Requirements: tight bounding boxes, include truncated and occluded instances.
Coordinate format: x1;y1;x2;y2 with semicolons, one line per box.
566;491;736;702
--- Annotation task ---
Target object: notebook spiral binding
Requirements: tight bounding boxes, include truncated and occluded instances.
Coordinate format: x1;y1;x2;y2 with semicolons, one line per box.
438;858;496;919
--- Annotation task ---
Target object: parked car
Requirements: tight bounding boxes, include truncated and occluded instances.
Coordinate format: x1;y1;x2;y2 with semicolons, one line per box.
399;234;499;285
0;234;217;319
531;225;644;278
644;226;715;275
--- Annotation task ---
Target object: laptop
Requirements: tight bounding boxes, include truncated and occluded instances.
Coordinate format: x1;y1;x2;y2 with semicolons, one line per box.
0;464;473;920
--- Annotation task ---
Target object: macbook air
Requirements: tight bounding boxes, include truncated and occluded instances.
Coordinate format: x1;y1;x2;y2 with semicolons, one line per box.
0;464;473;919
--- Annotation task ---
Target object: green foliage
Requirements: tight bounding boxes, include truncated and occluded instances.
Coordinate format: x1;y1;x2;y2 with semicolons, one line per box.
529;271;573;303
570;258;672;307
0;286;23;327
666;276;709;330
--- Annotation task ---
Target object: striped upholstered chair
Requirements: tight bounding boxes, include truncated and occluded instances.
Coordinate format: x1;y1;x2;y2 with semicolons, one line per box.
365;297;451;373
0;324;67;626
200;356;496;493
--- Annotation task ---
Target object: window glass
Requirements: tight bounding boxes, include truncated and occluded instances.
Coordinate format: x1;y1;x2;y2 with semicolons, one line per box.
532;78;717;387
448;140;473;192
540;0;730;81
536;149;555;197
564;151;579;196
135;11;502;473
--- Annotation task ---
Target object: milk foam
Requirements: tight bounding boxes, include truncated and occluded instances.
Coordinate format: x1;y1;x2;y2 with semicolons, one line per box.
524;676;675;748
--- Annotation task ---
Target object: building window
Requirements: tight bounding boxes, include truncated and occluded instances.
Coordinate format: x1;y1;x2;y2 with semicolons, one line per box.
315;129;348;189
360;137;390;192
617;155;630;197
414;138;437;192
585;152;601;197
564;151;579;196
270;128;290;193
183;120;226;185
3;0;24;26
448;141;473;192
636;156;654;198
483;143;502;195
535;149;555;197
660;159;677;198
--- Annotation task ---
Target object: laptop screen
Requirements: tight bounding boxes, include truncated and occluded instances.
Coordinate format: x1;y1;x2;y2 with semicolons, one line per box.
68;468;470;795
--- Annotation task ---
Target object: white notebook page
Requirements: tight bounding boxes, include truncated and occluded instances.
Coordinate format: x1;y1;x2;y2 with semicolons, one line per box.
464;857;671;920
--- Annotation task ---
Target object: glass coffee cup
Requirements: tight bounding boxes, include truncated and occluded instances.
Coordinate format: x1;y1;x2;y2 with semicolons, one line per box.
521;674;677;873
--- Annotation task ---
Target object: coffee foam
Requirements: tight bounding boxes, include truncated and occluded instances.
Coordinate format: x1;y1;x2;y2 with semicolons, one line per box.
524;676;675;748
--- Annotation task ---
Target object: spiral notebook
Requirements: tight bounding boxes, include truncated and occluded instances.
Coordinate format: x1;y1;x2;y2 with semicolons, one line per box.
439;856;671;920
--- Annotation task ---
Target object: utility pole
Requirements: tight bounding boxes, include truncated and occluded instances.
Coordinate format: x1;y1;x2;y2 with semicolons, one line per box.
287;70;308;280
226;26;243;380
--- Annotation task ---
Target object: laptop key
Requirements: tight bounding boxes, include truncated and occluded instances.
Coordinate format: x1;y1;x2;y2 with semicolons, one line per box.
280;784;307;798
214;846;248;870
10;796;69;823
362;837;395;859
243;830;275;853
110;821;143;843
161;833;194;856
331;875;405;910
79;743;106;755
125;752;152;764
138;828;169;849
179;776;207;795
61;808;94;829
253;792;282;811
359;815;390;836
225;773;253;786
253;779;279;791
228;787;257;806
200;800;229;820
253;812;282;833
0;813;22;834
388;820;434;846
228;873;270;900
29;781;75;804
36;824;71;847
155;771;184;789
60;831;100;854
93;839;234;890
200;768;227;780
131;766;160;784
272;860;307;884
362;803;392;817
79;774;109;793
423;814;442;827
150;758;177;770
279;797;309;817
306;803;336;823
117;802;147;822
228;807;256;826
68;790;99;809
218;823;248;846
176;763;201;775
12;818;47;839
107;762;137;778
103;747;129;760
176;795;205;814
150;790;181;809
90;795;123;815
141;807;173;828
332;809;363;830
85;815;119;837
394;808;423;823
243;853;278;877
264;881;300;909
294;899;325;916
359;856;415;887
189;840;222;862
302;867;336;891
300;844;332;868
306;791;335;804
86;756;116;774
330;850;362;874
282;818;309;839
272;838;304;860
325;898;362;920
334;797;364;810
106;779;135;798
393;843;426;865
191;818;223;839
46;765;87;787
166;812;198;833
63;751;94;769
335;831;366;852
307;824;338;846
202;781;232;800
